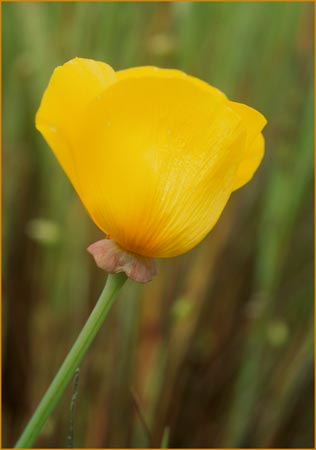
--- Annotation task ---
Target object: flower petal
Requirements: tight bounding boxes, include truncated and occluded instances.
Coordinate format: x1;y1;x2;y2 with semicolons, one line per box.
73;72;247;257
35;57;116;198
229;101;267;190
117;66;227;101
233;133;265;190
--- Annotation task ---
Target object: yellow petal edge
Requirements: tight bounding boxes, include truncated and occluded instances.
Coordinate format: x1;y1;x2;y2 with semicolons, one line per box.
36;57;267;258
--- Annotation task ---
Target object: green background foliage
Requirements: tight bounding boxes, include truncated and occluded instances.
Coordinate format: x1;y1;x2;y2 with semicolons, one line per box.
3;2;314;448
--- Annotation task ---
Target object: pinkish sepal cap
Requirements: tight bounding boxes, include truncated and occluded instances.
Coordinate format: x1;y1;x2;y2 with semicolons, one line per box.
87;239;157;284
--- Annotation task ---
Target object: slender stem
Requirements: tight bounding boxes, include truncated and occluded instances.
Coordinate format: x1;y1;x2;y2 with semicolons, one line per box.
66;367;80;448
15;273;128;448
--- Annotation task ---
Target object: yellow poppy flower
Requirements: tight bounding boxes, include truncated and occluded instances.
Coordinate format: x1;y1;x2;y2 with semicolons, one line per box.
36;57;266;282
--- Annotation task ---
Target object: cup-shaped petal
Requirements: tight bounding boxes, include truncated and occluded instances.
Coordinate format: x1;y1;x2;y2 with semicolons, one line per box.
229;101;266;190
36;57;116;200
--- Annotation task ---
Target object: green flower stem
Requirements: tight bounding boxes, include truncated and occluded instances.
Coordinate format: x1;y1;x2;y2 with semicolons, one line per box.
15;273;128;448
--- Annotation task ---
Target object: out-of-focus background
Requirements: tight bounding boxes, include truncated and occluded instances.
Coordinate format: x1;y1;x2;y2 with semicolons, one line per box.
2;2;314;448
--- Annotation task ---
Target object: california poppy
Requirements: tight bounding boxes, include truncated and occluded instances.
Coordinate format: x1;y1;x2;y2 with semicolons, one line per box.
36;57;266;282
